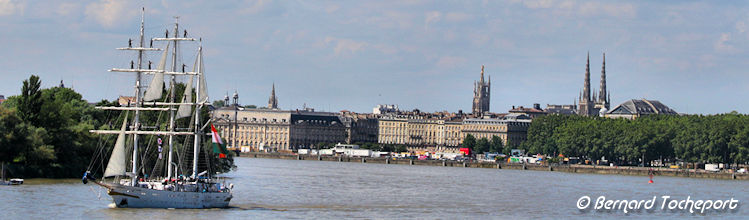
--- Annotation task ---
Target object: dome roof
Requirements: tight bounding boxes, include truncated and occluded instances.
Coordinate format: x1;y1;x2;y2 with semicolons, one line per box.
607;99;677;115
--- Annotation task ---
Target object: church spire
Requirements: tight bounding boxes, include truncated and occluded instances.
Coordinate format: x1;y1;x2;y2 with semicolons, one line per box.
480;65;485;84
599;52;607;104
578;52;592;116
268;83;278;109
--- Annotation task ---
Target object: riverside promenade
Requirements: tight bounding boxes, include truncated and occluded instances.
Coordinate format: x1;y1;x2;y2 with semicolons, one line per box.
239;152;749;180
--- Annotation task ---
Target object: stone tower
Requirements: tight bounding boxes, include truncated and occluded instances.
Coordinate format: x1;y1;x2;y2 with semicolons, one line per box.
268;83;278;109
595;53;610;110
578;53;594;116
472;65;491;115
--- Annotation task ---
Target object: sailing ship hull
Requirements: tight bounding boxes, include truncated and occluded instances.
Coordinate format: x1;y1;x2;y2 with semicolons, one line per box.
105;184;232;208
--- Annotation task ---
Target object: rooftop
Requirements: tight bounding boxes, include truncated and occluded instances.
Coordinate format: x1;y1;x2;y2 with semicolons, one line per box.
607;99;677;115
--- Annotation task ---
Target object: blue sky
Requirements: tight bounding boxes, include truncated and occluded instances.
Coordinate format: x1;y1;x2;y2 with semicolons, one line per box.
1;0;748;114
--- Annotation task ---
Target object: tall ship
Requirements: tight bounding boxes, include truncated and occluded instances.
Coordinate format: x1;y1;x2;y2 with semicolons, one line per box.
83;8;233;208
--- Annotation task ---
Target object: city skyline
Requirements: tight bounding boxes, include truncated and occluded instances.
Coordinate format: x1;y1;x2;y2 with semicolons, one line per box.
1;1;749;114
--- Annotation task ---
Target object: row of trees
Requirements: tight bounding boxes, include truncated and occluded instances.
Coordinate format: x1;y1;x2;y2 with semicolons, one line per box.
461;134;517;155
520;114;749;166
0;75;234;178
0;75;105;177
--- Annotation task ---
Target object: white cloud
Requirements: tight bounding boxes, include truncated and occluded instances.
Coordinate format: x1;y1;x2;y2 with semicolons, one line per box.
325;37;368;57
522;0;554;9
85;0;135;28
578;2;635;18
372;43;398;55
56;2;78;16
445;12;472;23
517;0;636;19
241;0;270;14
715;33;738;53
424;11;441;30
436;56;466;68
737;21;747;34
325;4;339;14
366;11;414;29
0;0;24;16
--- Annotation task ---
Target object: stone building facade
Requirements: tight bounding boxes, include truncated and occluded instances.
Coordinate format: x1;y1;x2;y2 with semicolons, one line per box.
212;108;292;151
212;108;380;152
341;111;379;144
288;111;347;149
377;113;530;148
461;114;531;146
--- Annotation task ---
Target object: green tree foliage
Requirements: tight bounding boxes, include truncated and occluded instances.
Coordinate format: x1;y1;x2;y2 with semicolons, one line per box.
524;114;749;166
503;139;514;155
490;135;503;153
0;76;235;178
0;107;27;163
212;100;225;107
381;144;395;152
359;142;381;151
17;75;43;125
395;145;408;153
462;134;476;150
1;79;103;177
475;137;490;153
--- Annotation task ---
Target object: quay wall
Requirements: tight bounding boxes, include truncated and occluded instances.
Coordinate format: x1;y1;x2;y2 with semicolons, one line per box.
239;152;748;180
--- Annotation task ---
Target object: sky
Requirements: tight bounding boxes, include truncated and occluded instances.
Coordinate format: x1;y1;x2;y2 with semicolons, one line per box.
1;0;748;114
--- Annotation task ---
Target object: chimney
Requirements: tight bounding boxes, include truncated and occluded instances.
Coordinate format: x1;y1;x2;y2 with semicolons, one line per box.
533;103;541;110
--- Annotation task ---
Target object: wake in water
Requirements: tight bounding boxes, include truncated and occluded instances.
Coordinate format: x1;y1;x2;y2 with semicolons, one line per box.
227;204;287;211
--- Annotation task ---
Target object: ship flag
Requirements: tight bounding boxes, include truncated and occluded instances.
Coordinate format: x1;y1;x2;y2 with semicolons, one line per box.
211;124;227;158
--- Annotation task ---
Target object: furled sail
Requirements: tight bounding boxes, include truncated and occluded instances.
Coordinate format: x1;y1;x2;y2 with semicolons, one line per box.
103;113;130;177
176;74;194;119
143;42;171;101
197;47;208;104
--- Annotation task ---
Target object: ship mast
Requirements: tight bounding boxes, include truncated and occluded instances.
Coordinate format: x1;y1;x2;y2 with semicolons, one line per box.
131;8;146;186
91;10;199;180
91;8;162;181
154;17;196;179
167;17;179;179
192;46;203;178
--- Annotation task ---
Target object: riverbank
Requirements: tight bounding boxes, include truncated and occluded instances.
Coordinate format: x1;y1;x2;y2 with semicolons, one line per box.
239;152;749;180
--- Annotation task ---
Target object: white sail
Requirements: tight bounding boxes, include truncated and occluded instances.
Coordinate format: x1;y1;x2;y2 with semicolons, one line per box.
176;75;194;119
143;42;171;101
90;14;233;209
197;47;208;104
103;114;130;177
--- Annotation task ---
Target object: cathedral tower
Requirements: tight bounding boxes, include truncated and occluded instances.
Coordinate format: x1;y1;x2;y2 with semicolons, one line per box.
268;83;278;109
596;53;610;110
472;65;491;115
578;52;594;116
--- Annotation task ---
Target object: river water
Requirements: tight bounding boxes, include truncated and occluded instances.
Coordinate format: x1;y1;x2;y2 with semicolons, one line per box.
2;157;748;219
